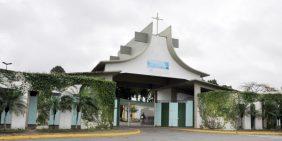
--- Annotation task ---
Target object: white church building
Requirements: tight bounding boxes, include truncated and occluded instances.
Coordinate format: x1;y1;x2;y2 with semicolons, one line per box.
86;22;244;129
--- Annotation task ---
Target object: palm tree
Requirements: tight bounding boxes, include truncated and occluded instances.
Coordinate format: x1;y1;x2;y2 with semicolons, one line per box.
49;96;60;128
1;89;26;130
73;86;98;128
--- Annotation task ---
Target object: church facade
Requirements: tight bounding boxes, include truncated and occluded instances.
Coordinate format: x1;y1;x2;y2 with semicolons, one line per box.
88;22;230;128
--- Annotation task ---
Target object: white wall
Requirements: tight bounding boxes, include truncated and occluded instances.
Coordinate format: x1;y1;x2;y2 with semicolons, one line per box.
11;112;26;129
177;93;192;101
59;111;72;129
105;35;201;80
157;88;171;102
169;103;178;127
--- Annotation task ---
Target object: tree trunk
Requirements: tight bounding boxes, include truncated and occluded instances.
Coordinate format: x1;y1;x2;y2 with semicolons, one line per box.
53;110;56;128
4;112;7;131
75;110;79;129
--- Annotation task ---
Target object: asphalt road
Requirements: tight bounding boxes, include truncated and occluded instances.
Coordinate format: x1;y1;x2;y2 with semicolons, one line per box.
25;127;282;141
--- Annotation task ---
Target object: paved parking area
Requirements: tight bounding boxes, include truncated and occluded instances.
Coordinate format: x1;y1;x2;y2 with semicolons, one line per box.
30;127;282;141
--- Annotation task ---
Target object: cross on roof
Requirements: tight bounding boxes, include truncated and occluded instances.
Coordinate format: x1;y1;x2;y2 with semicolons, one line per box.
152;13;163;35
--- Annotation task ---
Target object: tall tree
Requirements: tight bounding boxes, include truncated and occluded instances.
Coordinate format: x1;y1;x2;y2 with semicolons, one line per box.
50;66;65;74
207;79;218;85
241;82;277;93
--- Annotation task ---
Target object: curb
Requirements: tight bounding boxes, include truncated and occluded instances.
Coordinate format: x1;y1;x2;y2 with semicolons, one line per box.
0;129;141;140
177;129;282;136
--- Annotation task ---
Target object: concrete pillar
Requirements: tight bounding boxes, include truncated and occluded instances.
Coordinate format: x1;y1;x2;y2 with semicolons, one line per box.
113;99;120;126
254;102;263;130
194;84;201;128
243;105;251;130
27;92;38;129
154;103;162;126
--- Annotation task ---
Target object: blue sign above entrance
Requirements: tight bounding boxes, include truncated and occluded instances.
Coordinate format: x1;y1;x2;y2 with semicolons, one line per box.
147;60;169;70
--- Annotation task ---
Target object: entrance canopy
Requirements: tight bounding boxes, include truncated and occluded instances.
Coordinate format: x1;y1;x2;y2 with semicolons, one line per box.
113;73;186;89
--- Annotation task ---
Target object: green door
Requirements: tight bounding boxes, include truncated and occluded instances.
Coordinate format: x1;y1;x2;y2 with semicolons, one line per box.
178;103;186;127
161;103;169;127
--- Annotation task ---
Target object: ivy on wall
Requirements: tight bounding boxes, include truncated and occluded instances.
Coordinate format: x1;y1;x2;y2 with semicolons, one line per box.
198;90;240;129
198;90;282;129
0;69;116;128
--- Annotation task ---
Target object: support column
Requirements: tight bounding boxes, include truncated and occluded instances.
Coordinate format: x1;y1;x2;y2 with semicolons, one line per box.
27;91;38;129
154;103;162;126
127;102;131;126
194;84;201;128
255;102;263;129
113;99;120;127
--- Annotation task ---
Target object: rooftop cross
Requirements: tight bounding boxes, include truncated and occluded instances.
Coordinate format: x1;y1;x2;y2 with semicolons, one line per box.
152;13;163;36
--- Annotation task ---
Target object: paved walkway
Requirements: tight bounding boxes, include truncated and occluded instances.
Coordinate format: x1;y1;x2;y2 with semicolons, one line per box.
21;127;282;141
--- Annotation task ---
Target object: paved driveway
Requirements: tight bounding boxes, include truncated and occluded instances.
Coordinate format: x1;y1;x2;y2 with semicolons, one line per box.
29;127;282;141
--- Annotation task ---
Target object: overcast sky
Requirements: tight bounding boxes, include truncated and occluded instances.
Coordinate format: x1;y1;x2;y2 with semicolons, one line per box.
0;0;282;90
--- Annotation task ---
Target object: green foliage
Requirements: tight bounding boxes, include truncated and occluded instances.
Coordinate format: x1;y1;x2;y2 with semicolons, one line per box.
130;106;137;113
207;79;218;85
0;69;116;129
198;90;239;129
77;86;99;126
260;94;282;129
198;90;282;129
59;95;73;112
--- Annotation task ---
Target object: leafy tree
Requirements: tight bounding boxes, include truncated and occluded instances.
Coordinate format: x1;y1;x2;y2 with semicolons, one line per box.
0;89;26;130
241;82;277;93
222;85;232;89
50;66;65;74
207;79;218;85
79;86;99;126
